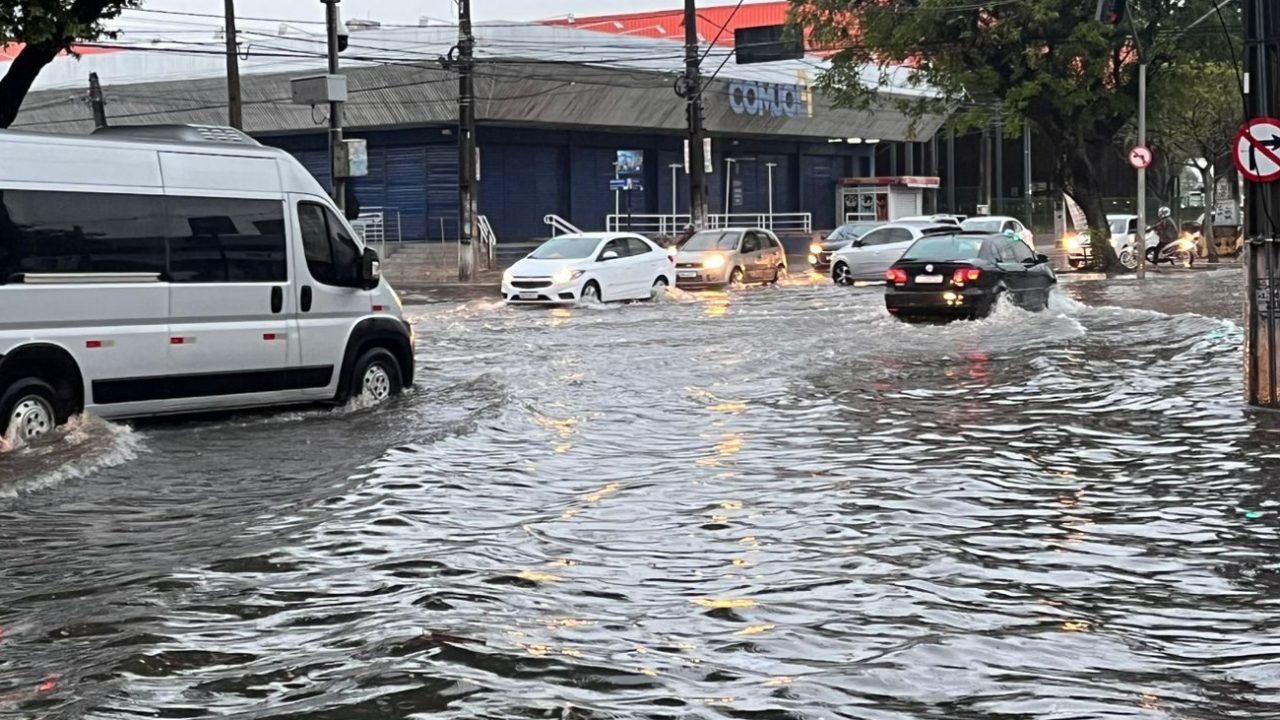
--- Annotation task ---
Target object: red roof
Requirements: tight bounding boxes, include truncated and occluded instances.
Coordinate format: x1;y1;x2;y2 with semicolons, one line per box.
1;44;119;62
542;2;791;47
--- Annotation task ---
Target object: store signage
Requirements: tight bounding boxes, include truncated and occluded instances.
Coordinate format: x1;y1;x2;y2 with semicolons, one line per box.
728;80;806;118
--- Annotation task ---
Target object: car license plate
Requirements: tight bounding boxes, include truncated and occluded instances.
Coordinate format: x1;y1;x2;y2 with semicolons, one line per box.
916;275;944;284
678;270;698;278
518;291;539;300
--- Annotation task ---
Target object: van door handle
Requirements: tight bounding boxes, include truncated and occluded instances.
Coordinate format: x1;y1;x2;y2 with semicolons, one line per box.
271;286;283;314
301;285;313;313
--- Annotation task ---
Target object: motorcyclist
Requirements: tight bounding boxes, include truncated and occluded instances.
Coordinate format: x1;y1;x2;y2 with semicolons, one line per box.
1150;206;1179;259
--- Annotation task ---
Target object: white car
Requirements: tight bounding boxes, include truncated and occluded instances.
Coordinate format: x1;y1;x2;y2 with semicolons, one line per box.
830;223;956;285
898;214;965;227
1064;214;1137;269
502;232;674;304
961;215;1035;251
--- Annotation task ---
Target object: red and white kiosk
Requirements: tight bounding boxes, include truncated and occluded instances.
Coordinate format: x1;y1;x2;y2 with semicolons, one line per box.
837;176;942;224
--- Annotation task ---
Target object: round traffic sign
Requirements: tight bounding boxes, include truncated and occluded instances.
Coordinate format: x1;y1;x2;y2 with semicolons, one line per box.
1128;145;1153;169
1235;117;1280;183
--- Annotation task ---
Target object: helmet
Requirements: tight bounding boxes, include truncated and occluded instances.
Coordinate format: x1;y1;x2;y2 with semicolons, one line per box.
1158;206;1171;219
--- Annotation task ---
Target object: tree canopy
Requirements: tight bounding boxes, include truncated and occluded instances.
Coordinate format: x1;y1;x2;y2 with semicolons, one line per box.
0;1;140;128
791;0;1244;270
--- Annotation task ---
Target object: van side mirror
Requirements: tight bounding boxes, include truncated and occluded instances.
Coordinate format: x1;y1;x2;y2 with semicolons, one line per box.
600;250;619;261
361;246;381;290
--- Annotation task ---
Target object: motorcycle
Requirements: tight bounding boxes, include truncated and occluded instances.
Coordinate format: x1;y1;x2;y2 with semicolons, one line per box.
1118;230;1197;269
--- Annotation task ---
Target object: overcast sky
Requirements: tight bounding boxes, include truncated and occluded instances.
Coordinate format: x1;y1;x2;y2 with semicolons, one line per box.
119;0;734;26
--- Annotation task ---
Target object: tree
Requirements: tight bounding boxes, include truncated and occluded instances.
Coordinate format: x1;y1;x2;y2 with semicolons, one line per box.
791;0;1231;271
0;1;140;129
1149;60;1244;264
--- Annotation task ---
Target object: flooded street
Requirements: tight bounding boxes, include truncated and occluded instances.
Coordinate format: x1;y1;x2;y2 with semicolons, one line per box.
3;268;1278;719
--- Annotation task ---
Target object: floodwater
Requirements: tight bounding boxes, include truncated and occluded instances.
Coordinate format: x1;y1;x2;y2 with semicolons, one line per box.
2;268;1277;719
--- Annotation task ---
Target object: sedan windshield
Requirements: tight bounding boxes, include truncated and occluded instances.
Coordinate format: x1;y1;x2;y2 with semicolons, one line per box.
530;237;601;260
682;231;739;251
901;235;985;262
961;219;1003;233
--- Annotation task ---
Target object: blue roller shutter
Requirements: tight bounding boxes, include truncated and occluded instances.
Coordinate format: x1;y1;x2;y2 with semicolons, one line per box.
483;144;564;241
351;144;387;215
801;155;840;230
291;149;331;191
384;145;427;242
426;143;458;244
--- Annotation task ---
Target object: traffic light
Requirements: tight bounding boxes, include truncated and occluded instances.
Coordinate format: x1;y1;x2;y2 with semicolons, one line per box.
1095;0;1127;24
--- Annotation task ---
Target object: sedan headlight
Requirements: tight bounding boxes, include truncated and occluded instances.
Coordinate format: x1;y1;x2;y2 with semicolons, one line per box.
1063;235;1081;251
502;269;514;283
551;267;584;284
703;254;727;270
809;242;823;254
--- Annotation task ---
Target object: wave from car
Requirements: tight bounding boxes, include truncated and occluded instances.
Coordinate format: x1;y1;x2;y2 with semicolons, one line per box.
502;233;674;304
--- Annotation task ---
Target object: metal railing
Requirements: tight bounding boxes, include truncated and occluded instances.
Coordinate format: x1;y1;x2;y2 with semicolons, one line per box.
478;214;497;269
543;214;583;237
351;206;402;258
606;212;812;234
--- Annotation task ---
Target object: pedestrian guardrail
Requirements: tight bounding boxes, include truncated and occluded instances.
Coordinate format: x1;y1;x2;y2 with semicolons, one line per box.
544;214;583;237
352;207;402;258
478;214;498;269
606;213;812;234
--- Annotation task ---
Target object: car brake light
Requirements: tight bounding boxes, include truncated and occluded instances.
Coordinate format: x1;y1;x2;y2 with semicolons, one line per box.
886;268;908;284
952;268;981;285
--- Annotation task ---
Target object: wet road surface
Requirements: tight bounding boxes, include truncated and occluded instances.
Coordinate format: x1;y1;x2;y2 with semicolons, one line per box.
2;268;1277;719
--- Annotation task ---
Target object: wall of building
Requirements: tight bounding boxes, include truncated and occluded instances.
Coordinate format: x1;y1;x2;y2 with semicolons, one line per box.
262;125;875;243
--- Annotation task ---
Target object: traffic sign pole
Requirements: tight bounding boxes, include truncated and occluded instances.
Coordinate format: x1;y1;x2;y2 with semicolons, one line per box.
1136;63;1146;279
1244;0;1280;410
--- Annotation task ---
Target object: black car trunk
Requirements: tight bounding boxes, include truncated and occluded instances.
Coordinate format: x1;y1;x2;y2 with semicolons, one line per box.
892;260;990;291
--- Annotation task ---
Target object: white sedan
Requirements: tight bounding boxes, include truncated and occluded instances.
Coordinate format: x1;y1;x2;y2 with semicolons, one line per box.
960;215;1036;251
830;222;955;285
502;232;675;304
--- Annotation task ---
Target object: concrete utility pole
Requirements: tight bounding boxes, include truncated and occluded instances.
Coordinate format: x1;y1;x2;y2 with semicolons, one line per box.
1245;0;1280;408
88;72;107;129
456;0;479;281
323;0;346;213
224;0;242;129
682;0;709;229
1136;61;1147;279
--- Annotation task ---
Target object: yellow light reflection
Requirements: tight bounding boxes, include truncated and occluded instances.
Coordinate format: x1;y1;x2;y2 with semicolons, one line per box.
736;624;775;636
690;597;757;609
584;482;621;503
548;307;572;328
517;570;561;583
704;291;730;318
1061;620;1091;632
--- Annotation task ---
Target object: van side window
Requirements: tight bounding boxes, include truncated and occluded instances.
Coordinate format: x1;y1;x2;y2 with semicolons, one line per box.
167;196;287;283
299;202;361;287
0;189;166;281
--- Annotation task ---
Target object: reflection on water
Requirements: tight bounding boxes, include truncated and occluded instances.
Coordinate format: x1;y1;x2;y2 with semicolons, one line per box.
2;270;1278;719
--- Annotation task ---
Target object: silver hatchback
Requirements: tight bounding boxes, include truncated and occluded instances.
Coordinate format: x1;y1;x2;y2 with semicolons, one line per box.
674;229;788;288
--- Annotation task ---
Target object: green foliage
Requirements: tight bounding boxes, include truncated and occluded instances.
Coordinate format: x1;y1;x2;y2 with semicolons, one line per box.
1149;59;1242;168
0;1;138;48
790;0;1243;270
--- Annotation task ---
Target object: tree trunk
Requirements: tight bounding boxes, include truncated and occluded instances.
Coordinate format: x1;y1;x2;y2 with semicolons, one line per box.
1060;143;1118;272
1201;162;1219;264
0;42;61;129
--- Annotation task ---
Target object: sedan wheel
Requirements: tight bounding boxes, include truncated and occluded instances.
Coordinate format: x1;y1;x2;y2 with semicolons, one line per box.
833;263;854;286
729;268;745;286
581;282;601;303
650;276;669;300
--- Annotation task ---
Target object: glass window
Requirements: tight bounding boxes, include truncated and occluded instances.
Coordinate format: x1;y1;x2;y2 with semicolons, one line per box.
1007;239;1034;262
961;218;1002;233
0;189;166;281
531;236;601;260
859;229;893;246
741;233;762;253
167;196;287;283
600;239;627;259
901;236;985;262
299;203;335;284
299;202;361;287
626;237;652;256
888;228;916;244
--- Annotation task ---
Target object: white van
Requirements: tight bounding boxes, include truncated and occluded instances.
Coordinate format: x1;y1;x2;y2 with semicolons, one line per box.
0;125;414;443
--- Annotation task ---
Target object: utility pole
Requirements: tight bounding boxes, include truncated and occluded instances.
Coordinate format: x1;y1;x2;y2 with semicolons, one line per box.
224;0;242;129
1136;62;1147;279
994;114;1004;215
1245;0;1280;408
456;0;479;281
323;0;346;213
682;0;709;229
88;72;107;129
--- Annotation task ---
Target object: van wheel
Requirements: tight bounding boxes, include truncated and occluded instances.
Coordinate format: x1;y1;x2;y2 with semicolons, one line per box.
352;348;403;405
1;378;61;445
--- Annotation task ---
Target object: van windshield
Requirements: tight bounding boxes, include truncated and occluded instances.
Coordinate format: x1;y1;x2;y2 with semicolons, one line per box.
530;237;601;260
